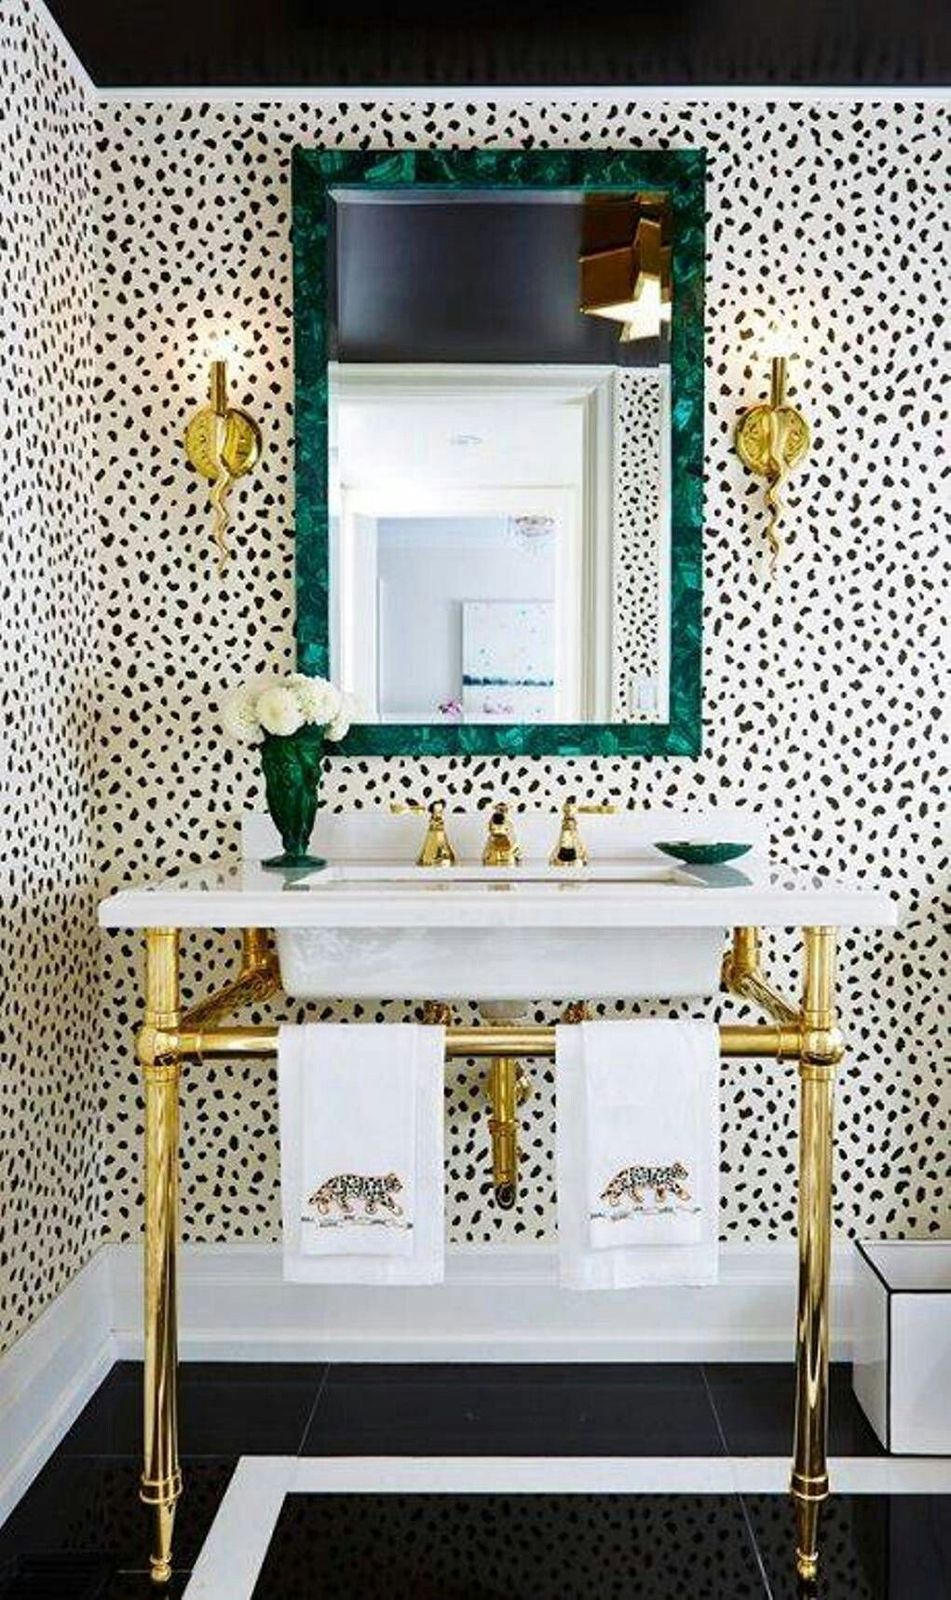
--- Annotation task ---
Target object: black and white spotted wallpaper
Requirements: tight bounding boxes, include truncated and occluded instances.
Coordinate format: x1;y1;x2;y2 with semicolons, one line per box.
2;0;949;1351
612;370;664;718
0;0;100;1352
92;94;949;1263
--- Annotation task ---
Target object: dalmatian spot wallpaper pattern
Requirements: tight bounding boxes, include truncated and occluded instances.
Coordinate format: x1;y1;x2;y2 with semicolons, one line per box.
612;369;664;719
92;94;949;1260
0;0;100;1353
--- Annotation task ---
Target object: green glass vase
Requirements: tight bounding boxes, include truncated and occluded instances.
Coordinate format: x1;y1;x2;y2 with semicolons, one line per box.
259;726;327;870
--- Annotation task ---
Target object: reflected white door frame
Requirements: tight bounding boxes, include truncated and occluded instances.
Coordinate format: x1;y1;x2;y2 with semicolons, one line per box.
330;362;624;722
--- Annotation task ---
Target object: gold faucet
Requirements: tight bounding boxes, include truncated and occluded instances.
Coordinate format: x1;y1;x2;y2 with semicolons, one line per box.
548;798;617;867
482;801;520;868
390;798;456;867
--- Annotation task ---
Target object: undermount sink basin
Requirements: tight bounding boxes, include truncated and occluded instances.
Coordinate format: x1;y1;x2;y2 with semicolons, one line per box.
249;810;767;1004
298;859;686;885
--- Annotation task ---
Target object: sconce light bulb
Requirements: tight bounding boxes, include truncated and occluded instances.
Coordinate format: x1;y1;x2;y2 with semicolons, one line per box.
205;333;243;366
764;319;796;360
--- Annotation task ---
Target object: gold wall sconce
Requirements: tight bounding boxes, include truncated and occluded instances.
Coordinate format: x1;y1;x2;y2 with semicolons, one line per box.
184;359;261;571
580;194;672;343
734;353;811;574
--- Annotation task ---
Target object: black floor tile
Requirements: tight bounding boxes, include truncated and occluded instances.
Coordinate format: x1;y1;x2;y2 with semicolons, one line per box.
0;1456;233;1574
251;1492;769;1598
323;1361;704;1387
704;1363;883;1457
0;1554;113;1599
59;1361;327;1458
303;1362;724;1456
101;1576;189;1600
745;1493;951;1600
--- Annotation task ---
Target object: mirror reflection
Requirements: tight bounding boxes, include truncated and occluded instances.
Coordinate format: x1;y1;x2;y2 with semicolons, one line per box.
327;187;673;727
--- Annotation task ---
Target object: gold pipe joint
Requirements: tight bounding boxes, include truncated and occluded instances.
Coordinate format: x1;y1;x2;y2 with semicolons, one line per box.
137;1026;181;1074
140;1470;183;1505
181;928;281;1030
791;1471;831;1498
800;1027;845;1070
721;926;800;1026
721;925;760;985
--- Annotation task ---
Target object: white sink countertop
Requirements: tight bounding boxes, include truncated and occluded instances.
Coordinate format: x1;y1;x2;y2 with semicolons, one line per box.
98;809;897;931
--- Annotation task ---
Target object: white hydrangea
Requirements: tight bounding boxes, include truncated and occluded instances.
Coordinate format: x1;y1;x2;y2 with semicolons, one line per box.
325;690;362;743
220;684;264;745
288;672;341;726
220;673;353;743
256;684;305;738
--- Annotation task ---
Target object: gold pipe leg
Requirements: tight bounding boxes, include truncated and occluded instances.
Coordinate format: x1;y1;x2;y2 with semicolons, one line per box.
791;927;840;1585
488;1057;518;1209
487;1057;531;1210
139;929;184;1586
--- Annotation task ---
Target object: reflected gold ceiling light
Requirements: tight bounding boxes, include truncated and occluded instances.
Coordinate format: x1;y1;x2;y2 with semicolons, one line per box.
580;196;672;343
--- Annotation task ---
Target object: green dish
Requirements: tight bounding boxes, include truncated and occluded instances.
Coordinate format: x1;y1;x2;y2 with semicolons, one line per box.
656;840;753;866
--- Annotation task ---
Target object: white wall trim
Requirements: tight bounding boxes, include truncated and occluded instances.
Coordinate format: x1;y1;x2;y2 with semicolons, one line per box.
0;1237;855;1531
0;1248;115;1528
111;1239;855;1364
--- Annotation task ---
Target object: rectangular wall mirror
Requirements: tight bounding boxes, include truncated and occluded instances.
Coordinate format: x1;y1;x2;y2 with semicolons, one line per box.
294;149;705;756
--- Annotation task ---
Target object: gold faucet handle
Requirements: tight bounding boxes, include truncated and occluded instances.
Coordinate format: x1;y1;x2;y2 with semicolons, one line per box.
549;799;616;868
481;799;520;867
390;798;455;867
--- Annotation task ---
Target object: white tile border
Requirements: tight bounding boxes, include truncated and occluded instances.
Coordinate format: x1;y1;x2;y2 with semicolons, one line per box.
0;1236;854;1531
184;1453;951;1600
184;1457;294;1600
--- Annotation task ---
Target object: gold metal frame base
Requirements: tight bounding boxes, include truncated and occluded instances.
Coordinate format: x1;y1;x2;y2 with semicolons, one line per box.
135;922;841;1585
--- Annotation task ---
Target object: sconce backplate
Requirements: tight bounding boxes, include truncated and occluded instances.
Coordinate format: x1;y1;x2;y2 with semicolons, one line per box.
734;403;810;479
184;405;262;482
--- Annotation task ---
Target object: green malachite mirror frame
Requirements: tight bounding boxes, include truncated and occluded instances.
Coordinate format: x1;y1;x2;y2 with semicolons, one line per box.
293;146;705;757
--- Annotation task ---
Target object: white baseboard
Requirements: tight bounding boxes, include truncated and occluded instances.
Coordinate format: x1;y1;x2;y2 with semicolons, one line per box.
0;1239;855;1531
111;1240;854;1364
0;1248;115;1527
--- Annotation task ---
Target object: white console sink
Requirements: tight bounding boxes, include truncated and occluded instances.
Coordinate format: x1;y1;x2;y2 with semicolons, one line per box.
254;810;764;1002
98;808;898;1003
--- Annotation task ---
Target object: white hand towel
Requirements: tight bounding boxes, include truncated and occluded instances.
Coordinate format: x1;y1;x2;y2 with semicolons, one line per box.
556;1020;719;1290
278;1023;445;1285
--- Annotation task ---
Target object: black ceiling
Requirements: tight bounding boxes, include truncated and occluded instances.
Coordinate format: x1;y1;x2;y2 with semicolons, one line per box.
45;0;951;87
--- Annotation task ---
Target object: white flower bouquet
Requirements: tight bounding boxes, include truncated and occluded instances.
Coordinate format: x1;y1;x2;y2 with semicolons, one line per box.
221;673;355;745
220;674;357;870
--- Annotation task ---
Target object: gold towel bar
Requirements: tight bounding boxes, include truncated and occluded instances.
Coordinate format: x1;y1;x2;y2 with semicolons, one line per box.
158;1020;805;1062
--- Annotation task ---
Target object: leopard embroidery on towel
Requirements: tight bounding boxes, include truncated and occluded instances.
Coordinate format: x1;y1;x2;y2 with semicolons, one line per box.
309;1171;404;1219
600;1161;691;1209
